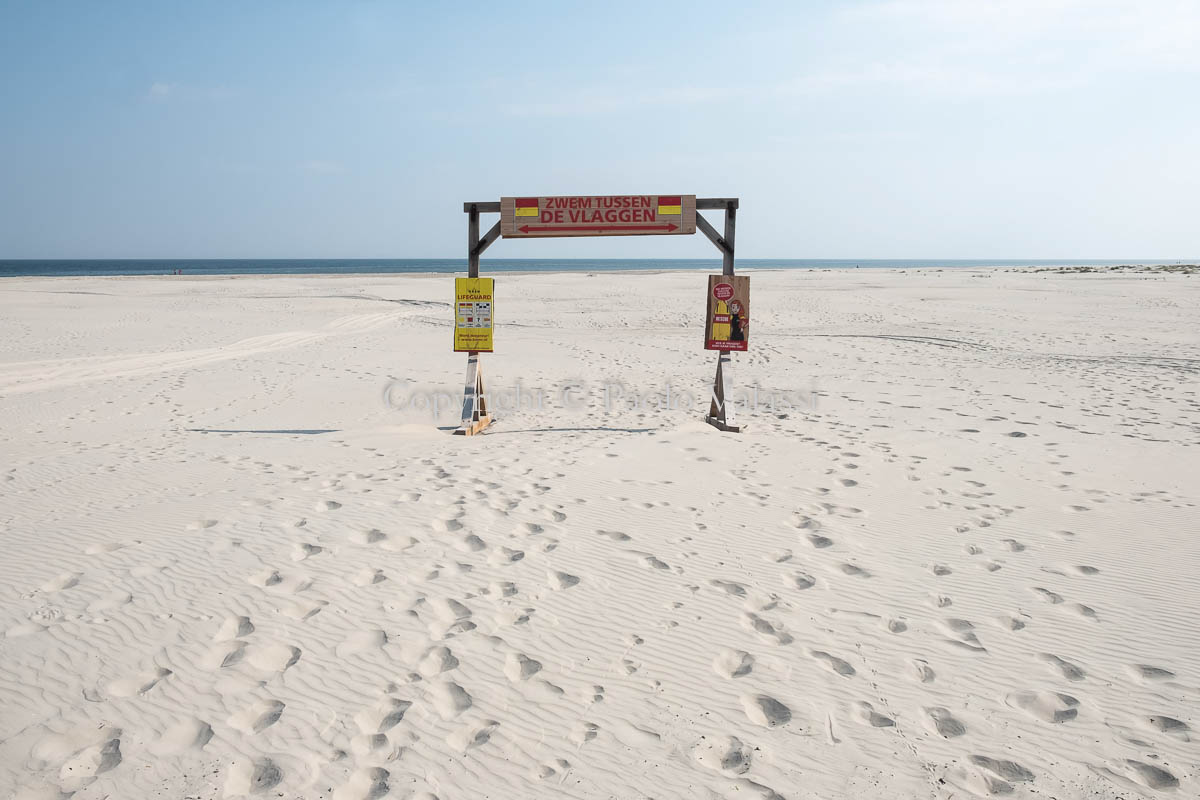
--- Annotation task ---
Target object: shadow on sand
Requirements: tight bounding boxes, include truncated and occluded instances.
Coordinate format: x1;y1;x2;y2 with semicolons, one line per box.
187;428;339;435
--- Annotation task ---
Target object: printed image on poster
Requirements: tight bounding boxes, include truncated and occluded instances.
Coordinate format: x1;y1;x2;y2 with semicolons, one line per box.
704;275;749;351
453;277;494;352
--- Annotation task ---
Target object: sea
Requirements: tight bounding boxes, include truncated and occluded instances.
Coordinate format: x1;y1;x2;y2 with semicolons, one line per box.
0;258;1191;278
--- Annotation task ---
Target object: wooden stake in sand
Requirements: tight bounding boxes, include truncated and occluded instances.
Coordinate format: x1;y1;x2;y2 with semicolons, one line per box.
454;196;742;435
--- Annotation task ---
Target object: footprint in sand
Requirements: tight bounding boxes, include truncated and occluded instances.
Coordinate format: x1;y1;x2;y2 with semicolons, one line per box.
788;572;816;590
488;581;518;597
1032;587;1064;604
742;694;792;728
245;642;302;672
810;650;855;677
489;547;524;565
149;718;213;755
570;721;600;745
807;534;834;549
855;701;894;728
941;619;986;652
447;720;499;752
40;572;81;592
1071;602;1099;620
224;757;283;796
418;646;459;677
429;681;473;720
106;667;172;698
292;543;323;560
229;699;285;734
355;697;412;734
597;529;632;542
911;659;936;683
713;648;755;679
352;567;386;586
353;528;387;545
547;571;580;590
214;615;254;641
970;755;1034;787
250;569;283;588
456;534;487;552
639;553;670;570
742;613;793;645
1144;715;1190;739
711;579;748;597
1129;664;1175;682
504;653;543;682
1038;653;1086;681
924;706;966;737
334;767;390;800
791;514;821;530
204;640;247;669
693;735;752;775
1122;760;1179;791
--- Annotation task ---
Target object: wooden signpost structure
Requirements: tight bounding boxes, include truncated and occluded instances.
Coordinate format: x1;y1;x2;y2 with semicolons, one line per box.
456;195;740;435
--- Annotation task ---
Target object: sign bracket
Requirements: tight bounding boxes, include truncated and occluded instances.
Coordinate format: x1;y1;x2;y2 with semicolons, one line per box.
694;213;732;257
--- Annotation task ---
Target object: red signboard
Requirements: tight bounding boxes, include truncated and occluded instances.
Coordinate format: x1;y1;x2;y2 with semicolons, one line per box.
705;275;749;351
501;195;696;238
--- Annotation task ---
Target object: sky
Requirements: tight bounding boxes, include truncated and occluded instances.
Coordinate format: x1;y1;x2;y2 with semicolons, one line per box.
1;0;1198;259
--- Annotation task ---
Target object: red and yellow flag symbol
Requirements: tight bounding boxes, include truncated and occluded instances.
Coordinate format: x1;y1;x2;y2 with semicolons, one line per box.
515;197;539;217
657;195;682;216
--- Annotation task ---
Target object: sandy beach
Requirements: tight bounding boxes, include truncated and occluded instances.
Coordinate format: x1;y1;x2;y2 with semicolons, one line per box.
1;267;1197;799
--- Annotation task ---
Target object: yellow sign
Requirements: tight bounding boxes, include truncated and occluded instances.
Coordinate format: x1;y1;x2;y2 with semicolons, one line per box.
453;277;494;352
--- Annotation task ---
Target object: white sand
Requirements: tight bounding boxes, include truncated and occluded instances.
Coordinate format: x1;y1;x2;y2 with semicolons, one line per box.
1;268;1197;799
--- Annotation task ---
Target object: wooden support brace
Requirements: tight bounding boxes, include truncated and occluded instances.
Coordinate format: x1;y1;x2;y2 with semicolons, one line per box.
454;352;492;435
695;212;732;257
704;350;741;432
471;221;502;259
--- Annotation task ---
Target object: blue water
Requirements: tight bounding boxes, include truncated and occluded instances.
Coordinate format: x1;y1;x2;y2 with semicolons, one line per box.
0;258;1192;278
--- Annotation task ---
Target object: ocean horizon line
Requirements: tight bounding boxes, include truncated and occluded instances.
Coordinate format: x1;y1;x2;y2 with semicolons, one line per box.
2;257;1196;279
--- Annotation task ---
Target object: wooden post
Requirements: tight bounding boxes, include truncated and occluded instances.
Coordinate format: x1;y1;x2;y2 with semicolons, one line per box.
467;204;480;278
722;204;736;276
705;201;741;432
455;204;492;435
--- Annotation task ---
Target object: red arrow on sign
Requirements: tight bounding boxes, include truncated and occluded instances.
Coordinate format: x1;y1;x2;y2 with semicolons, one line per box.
518;223;678;233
